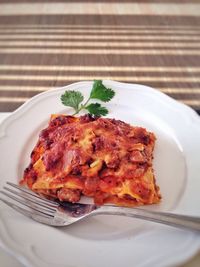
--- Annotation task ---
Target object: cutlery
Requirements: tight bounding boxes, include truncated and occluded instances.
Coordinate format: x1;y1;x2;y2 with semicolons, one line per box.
0;182;200;231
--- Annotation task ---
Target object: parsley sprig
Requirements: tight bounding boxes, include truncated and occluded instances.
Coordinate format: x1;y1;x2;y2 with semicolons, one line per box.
61;80;115;116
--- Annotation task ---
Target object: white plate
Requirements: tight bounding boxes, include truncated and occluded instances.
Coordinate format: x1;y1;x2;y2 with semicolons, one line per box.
0;80;200;267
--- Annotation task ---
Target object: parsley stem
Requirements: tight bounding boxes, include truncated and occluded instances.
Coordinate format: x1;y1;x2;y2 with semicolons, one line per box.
82;96;91;108
72;96;91;115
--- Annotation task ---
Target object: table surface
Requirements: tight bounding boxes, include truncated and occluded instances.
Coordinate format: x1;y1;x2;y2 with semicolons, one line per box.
0;0;200;114
0;1;200;266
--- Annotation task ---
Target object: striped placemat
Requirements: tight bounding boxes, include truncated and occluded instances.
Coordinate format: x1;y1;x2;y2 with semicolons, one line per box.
0;1;200;114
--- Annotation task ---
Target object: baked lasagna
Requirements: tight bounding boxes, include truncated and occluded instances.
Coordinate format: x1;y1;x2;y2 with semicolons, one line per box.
20;114;161;206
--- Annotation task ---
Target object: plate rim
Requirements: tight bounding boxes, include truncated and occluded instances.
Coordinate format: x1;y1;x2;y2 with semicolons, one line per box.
1;80;200;130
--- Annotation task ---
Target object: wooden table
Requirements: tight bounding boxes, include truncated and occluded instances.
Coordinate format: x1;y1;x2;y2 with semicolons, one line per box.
0;1;199;266
0;0;200;114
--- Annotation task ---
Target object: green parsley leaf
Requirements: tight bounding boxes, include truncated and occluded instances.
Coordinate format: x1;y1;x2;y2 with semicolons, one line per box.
61;90;84;112
90;80;115;102
86;103;108;116
60;80;115;116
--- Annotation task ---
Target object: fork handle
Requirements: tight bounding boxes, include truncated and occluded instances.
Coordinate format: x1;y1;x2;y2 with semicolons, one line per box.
94;206;200;232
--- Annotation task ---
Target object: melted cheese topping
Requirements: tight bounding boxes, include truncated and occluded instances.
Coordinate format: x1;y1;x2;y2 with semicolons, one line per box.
20;114;161;206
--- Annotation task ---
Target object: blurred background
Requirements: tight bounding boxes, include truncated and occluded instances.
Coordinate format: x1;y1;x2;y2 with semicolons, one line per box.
0;0;200;115
0;1;199;266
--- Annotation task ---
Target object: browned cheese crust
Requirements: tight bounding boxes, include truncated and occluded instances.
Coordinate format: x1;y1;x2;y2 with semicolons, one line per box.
20;114;161;206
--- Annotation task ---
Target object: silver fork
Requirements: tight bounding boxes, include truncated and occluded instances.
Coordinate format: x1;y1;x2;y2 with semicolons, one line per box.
0;182;200;231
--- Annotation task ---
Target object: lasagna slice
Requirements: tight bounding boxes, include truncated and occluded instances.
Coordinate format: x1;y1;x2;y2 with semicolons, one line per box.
20;114;161;207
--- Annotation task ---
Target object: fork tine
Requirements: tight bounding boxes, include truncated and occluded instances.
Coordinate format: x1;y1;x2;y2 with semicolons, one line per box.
6;182;59;207
3;186;57;212
0;190;54;217
0;196;55;224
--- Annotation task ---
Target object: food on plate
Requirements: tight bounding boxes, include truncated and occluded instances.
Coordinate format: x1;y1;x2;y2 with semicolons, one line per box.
60;79;115;116
20;114;161;206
